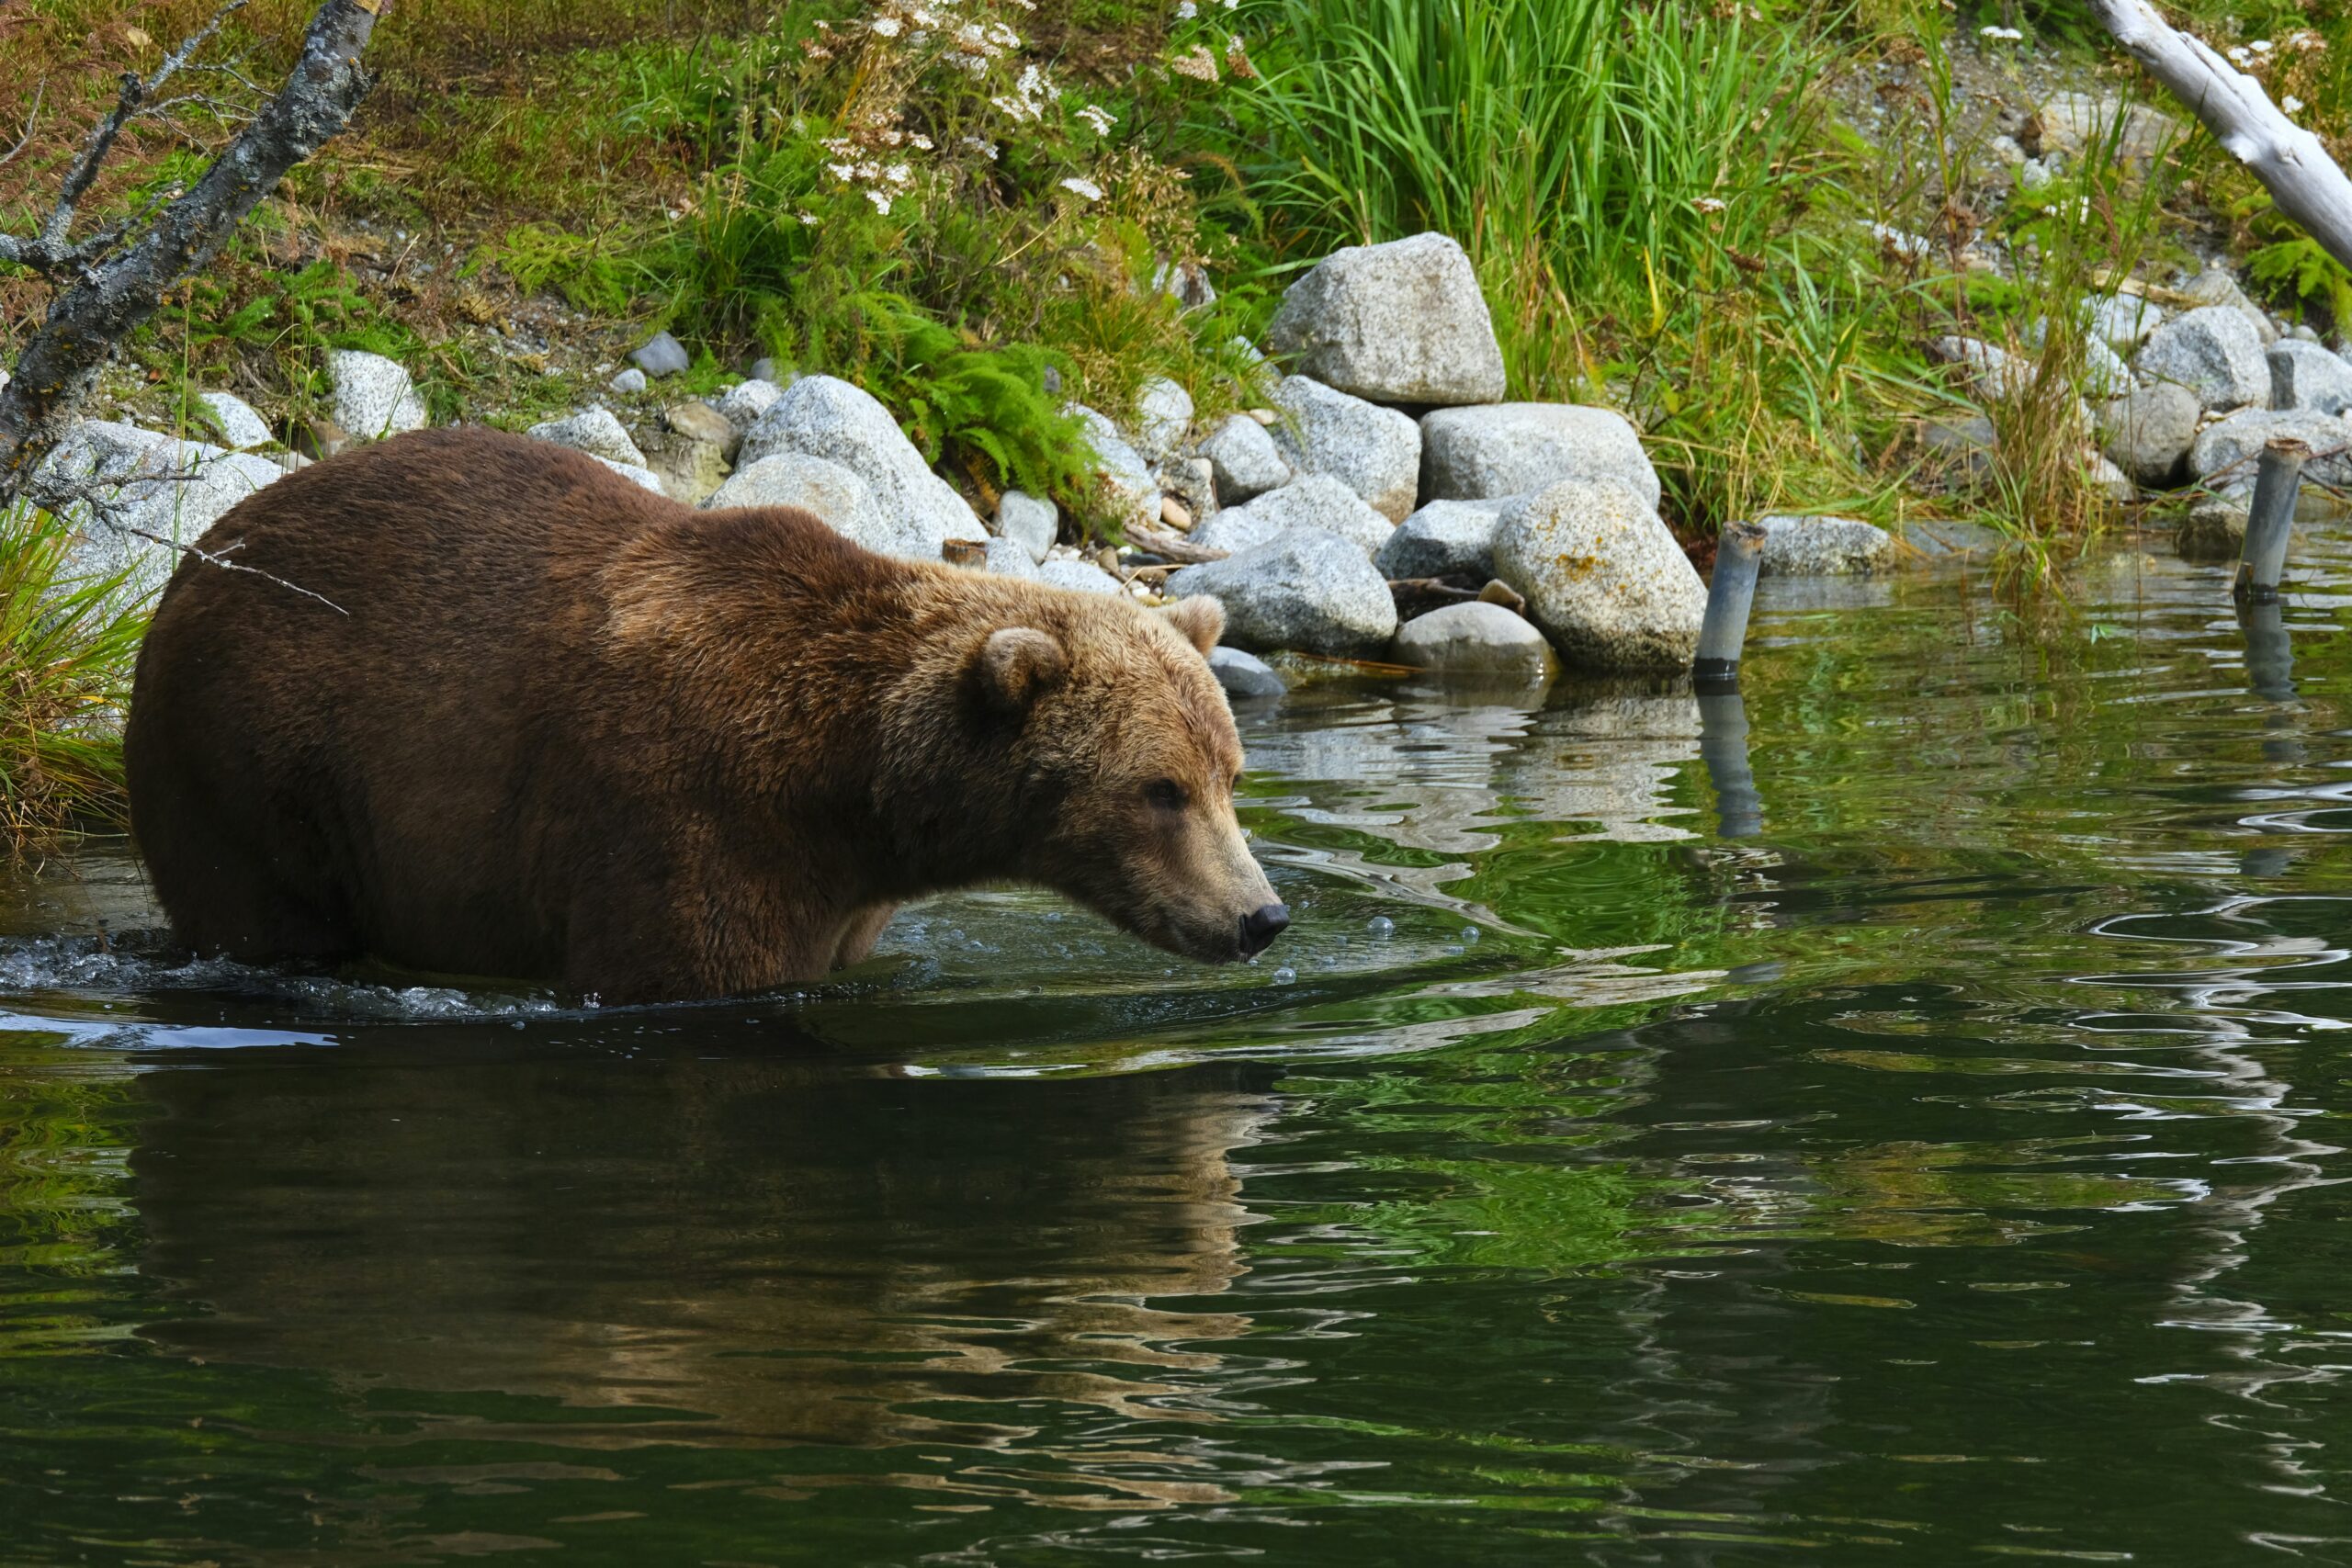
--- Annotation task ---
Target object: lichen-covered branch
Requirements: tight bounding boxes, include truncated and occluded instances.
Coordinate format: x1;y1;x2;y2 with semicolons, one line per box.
2087;0;2352;272
0;1;387;507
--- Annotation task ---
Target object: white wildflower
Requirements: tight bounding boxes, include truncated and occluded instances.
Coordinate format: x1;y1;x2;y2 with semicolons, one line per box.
797;210;820;226
910;133;934;151
2227;44;2252;63
866;189;893;215
827;162;855;180
987;21;1022;48
1060;176;1104;201
1978;24;2022;39
1221;0;1237;8
1077;104;1116;135
2284;94;2305;114
948;51;988;73
885;162;913;186
2252;37;2273;52
1693;196;1726;214
910;6;939;25
1178;0;1197;14
961;135;1001;159
871;15;903;36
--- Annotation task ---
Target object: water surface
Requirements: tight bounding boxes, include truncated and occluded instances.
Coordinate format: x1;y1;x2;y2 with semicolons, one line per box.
5;531;2352;1564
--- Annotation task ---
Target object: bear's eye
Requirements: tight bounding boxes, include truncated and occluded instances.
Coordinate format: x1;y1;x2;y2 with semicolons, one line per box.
1145;778;1190;812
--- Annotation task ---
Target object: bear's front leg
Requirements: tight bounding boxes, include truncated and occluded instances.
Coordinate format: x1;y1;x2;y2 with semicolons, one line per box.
830;904;899;970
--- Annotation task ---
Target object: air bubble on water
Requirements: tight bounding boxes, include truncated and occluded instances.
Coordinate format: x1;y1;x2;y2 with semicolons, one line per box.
1271;966;1296;986
1367;916;1396;940
1460;926;1480;943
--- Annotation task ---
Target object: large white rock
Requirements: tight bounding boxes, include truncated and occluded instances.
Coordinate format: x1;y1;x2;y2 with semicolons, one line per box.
2085;292;2165;355
591;455;668;494
2267;339;2352;415
1393;602;1558;682
714;378;787;434
1419;402;1659;511
2183;265;2278;344
1269;375;1420;522
1198;413;1291;504
2033;91;2178;169
1267;232;1507;405
529;407;647;468
1492;479;1704;670
1192;473;1392;557
702;452;892;541
1132;377;1194;464
1167;528;1398;656
2188;406;2352;496
1374;497;1514;581
994;490;1059;562
737;375;986;558
1067;404;1160;533
1036;558;1127;595
324;349;427;440
28;420;282;604
2134;305;2269;412
193;390;274;451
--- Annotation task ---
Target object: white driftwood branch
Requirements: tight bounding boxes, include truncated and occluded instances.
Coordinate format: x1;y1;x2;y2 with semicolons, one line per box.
2088;0;2352;271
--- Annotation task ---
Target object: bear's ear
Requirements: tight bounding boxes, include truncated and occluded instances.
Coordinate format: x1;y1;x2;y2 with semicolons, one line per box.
978;626;1069;711
1160;595;1224;657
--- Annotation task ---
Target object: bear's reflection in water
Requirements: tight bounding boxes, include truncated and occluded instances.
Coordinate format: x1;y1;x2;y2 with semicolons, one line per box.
131;1032;1278;1478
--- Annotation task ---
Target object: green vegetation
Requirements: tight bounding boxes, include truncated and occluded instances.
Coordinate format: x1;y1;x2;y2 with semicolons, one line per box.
0;509;142;846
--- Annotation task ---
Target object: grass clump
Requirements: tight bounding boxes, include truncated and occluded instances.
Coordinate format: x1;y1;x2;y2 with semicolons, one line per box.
0;508;142;848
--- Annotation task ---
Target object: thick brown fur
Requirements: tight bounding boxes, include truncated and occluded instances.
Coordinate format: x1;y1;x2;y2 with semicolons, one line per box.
123;426;1279;1003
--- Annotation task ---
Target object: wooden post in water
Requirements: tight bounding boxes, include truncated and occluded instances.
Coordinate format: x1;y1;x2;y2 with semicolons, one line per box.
1694;519;1767;690
2233;437;2309;603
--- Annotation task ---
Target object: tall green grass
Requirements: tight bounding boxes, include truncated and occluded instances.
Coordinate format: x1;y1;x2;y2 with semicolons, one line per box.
0;507;143;848
1242;0;1912;529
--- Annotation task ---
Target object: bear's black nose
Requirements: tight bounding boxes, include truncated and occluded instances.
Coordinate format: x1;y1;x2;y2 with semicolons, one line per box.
1239;902;1290;957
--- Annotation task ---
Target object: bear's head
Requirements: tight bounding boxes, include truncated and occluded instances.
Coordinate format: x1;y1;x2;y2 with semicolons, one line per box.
967;593;1288;964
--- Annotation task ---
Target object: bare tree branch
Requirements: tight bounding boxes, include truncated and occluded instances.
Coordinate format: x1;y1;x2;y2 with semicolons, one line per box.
0;0;386;505
0;81;44;170
2087;0;2352;273
27;468;348;615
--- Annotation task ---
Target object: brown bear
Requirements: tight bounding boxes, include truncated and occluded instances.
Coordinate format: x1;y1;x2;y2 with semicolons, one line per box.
123;426;1288;1003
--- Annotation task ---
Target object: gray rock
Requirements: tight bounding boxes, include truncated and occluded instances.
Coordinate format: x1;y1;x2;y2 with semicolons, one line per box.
994;491;1059;562
1374;497;1514;580
1133;377;1193;463
1930;334;2026;400
1168;528;1398;656
2268;338;2352;415
609;367;649;395
636;425;730;505
629;331;691;378
748;356;781;383
2134;305;2270;412
527;407;646;468
1153;258;1217;311
1269;376;1420;521
2183;266;2278;344
193;390;273;451
28;421;282;604
1037;558;1127;595
2097;381;2200;487
667;399;740;457
2177;498;2248;560
1754;514;1894;575
2033;91;2178;168
715;378;786;434
1155;456;1216;521
738;375;987;557
1198;413;1291;503
1068;404;1160;533
592;455;668;494
702;453;885;541
1419;402;1660;512
1904;518;2009;558
2021;319;2131;398
1267;231;1507;405
2188;406;2352;495
1491;479;1705;670
2086;451;2135;502
1208;645;1287;699
2086;292;2165;354
1193;473;1392;557
1393;602;1558;682
1919;409;1998;484
983;536;1041;580
324;349;427;440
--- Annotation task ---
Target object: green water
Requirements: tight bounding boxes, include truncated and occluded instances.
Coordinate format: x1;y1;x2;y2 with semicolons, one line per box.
4;536;2352;1565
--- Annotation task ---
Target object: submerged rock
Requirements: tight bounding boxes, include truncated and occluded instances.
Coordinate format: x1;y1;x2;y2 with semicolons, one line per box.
1266;231;1509;406
2176;497;2249;560
1492;479;1705;669
1269;376;1421;522
1168;528;1398;656
1208;645;1287;699
1393;601;1558;682
1419;402;1660;512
